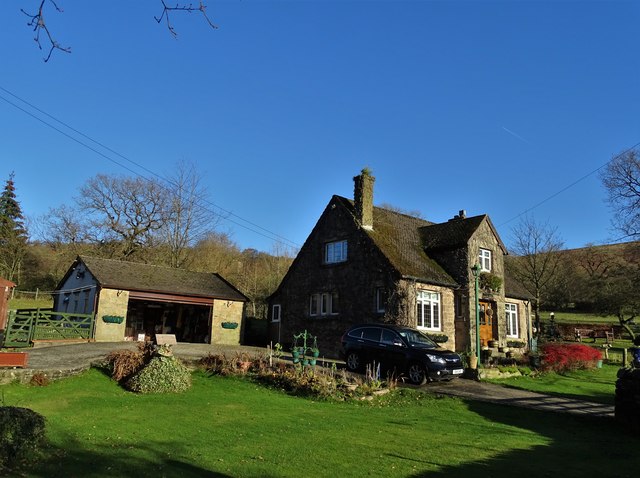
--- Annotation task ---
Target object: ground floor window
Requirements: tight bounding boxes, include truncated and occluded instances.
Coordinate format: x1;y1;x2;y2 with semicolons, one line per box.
506;303;519;337
271;304;281;322
310;292;339;317
416;290;440;330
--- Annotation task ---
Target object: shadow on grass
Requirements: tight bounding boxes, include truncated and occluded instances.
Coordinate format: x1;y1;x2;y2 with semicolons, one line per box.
496;383;615;406
406;399;638;478
15;433;274;478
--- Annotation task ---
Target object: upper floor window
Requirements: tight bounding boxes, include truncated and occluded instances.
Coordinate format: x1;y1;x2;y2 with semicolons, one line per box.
479;248;492;272
271;304;281;323
416;290;440;330
310;292;339;317
325;240;348;264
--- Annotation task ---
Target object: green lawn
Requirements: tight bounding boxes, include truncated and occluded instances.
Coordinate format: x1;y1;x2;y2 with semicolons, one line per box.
486;364;620;405
540;311;618;325
8;297;53;310
2;369;639;477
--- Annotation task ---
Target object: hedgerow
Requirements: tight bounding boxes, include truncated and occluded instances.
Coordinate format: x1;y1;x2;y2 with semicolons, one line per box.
540;343;602;373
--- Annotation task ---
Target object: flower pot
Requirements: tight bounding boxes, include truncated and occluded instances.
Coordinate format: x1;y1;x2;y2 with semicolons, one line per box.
469;354;478;370
311;349;320;358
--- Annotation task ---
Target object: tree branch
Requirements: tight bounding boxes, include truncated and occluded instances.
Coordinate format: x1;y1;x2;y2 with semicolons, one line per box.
21;0;71;62
154;0;218;39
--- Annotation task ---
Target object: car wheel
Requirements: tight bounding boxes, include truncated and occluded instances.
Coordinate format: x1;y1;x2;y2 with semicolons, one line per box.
408;362;428;385
346;352;361;372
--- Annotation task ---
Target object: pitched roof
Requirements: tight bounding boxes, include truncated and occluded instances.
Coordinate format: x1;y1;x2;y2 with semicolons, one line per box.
420;215;507;253
334;196;458;287
72;256;247;302
0;277;16;288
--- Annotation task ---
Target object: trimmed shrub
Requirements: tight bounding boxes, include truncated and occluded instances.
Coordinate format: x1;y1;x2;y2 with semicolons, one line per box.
125;356;191;394
0;406;46;470
540;343;602;373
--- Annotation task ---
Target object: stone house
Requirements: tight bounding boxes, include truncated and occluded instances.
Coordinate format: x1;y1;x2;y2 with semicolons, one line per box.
54;256;247;345
268;170;531;357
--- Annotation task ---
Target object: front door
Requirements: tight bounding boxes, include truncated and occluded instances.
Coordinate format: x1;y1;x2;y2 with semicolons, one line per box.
479;301;495;346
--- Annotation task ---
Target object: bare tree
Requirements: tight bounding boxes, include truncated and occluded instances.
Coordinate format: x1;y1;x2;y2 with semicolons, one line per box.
509;215;565;337
589;244;640;340
160;161;220;268
21;0;217;62
77;174;168;259
601;148;640;239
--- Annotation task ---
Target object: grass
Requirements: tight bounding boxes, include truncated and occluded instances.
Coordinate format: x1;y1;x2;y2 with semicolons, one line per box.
1;368;639;477
539;311;619;325
8;297;53;310
486;363;620;405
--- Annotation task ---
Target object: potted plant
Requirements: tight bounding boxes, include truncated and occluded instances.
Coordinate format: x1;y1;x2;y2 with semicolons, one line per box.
507;340;527;349
310;347;320;358
427;333;449;344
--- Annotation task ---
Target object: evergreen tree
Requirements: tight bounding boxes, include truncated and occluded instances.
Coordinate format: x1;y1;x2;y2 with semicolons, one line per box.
0;172;27;282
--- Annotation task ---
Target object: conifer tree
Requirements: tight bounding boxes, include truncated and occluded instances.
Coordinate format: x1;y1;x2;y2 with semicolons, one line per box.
0;172;27;282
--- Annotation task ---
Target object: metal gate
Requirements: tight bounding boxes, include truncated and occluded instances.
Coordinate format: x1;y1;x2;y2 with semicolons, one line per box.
2;309;95;348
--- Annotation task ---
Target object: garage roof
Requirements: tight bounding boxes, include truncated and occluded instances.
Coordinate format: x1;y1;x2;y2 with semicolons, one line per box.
68;256;247;302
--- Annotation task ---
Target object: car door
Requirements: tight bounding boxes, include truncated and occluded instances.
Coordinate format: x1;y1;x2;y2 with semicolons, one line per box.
379;328;408;373
359;327;383;368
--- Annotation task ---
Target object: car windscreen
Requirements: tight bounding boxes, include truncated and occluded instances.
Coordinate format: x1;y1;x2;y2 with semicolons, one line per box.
397;329;438;348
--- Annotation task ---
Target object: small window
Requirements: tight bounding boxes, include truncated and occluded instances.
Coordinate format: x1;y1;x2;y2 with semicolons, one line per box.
325;240;348;264
506;303;519;337
479;248;492;272
272;304;281;323
376;288;388;313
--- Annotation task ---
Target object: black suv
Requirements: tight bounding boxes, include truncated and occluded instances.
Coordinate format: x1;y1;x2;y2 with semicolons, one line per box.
340;324;464;385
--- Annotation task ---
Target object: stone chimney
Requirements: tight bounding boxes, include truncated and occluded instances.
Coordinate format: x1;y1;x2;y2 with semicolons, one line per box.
353;168;375;230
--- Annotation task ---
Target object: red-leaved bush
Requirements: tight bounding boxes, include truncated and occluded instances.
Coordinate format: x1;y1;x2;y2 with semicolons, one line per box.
539;343;602;372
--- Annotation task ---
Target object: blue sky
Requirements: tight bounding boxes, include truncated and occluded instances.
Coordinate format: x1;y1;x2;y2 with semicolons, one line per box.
1;0;639;254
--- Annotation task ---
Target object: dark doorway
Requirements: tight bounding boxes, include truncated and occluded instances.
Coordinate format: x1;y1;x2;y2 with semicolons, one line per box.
125;299;212;343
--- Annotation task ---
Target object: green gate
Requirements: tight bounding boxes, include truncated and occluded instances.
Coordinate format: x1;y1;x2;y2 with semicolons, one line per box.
3;309;95;348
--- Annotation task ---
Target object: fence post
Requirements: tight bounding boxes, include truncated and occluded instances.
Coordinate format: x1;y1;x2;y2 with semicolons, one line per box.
623;348;628;367
35;288;39;300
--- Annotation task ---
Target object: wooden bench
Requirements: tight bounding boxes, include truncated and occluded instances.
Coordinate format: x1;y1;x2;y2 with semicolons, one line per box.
575;328;614;344
0;352;29;368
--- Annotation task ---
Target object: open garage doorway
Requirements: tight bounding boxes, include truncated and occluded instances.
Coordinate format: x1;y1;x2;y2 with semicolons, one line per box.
125;298;213;344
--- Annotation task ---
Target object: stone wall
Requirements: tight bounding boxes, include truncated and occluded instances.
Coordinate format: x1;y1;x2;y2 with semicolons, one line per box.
211;299;244;345
94;288;129;342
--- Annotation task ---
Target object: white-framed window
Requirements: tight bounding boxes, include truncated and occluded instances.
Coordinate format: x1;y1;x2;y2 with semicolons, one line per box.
325;240;348;264
416;290;440;330
479;248;492;272
310;292;339;317
506;303;519;337
376;288;387;313
271;304;281;323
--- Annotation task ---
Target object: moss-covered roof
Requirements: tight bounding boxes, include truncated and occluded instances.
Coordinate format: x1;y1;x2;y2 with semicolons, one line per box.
333;196;458;287
75;256;247;302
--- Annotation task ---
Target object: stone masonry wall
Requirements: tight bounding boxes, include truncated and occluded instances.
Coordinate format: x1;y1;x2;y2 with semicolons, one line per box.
211;299;244;345
94;288;129;342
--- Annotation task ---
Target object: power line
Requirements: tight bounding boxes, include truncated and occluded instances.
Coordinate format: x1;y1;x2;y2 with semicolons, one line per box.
499;140;640;227
0;85;300;249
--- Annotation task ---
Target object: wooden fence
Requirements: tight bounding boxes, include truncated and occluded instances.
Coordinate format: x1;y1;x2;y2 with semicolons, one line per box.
3;308;95;348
